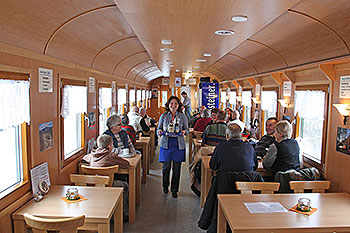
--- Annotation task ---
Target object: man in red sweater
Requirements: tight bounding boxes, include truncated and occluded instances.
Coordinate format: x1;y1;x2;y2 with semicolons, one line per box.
194;109;212;132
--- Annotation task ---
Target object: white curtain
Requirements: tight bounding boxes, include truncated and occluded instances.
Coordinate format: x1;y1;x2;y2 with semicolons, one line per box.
99;87;112;109
142;90;146;100
137;90;141;101
61;85;87;118
220;92;226;103
261;91;277;113
295;91;325;118
242;91;252;107
129;90;135;102
229;91;236;105
118;88;126;105
0;80;30;130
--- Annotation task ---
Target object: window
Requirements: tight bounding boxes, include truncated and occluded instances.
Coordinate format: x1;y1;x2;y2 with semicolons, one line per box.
60;82;87;164
129;89;135;109
137;89;141;107
99;87;112;135
118;88;126;114
261;91;277;134
242;91;252;129
229;91;236;109
162;91;168;107
0;78;30;195
295;90;327;166
220;92;227;109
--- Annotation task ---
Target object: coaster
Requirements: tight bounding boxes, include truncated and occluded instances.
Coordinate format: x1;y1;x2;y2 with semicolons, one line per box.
289;205;318;216
60;194;87;204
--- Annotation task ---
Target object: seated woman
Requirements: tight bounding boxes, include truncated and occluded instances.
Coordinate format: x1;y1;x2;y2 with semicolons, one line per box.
193;109;212;132
263;120;300;176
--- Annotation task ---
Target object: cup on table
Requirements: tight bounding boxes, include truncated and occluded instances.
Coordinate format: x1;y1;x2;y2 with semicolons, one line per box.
121;148;129;156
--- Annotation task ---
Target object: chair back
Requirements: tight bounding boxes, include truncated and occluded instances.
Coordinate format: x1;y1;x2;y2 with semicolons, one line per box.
81;164;119;187
23;213;85;233
70;174;110;187
289;180;330;193
193;131;203;138
236;182;280;194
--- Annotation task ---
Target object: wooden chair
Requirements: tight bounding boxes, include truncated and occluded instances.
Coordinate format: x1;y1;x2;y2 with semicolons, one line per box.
193;131;203;139
236;182;280;194
23;213;85;233
70;174;110;187
289;180;331;193
80;164;119;187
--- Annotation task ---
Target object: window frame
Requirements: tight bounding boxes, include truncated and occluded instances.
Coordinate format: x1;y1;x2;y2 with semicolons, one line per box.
59;78;87;169
0;71;31;205
97;82;111;135
295;84;329;170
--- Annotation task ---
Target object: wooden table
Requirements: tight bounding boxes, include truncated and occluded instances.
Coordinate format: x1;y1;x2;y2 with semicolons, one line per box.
201;156;212;208
194;138;202;156
117;153;141;224
135;136;150;183
143;127;155;163
12;185;123;233
218;193;350;233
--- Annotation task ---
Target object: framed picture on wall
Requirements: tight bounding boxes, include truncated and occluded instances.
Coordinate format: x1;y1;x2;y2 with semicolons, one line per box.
336;127;350;155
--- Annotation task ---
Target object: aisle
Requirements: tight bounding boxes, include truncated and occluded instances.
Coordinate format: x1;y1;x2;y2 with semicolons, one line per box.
124;143;205;233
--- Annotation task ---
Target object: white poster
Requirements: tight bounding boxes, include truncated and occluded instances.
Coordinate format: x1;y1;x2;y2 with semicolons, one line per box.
340;75;350;98
175;77;182;87
255;84;261;97
30;162;51;196
38;67;53;92
89;77;95;93
162;78;170;85
283;81;292;97
238;86;242;96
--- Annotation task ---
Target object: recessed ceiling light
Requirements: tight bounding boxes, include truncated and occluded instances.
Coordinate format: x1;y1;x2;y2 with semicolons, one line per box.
160;48;174;52
175;69;180;72
165;60;172;64
194;66;200;69
196;59;207;62
232;15;248;22
215;30;235;36
203;53;212;57
161;39;172;45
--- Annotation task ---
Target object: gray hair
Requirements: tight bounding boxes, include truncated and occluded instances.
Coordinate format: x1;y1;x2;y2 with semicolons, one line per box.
226;123;242;139
217;110;226;121
139;107;146;114
232;110;240;120
201;109;210;118
131;106;139;113
106;114;121;128
97;134;113;149
275;120;292;139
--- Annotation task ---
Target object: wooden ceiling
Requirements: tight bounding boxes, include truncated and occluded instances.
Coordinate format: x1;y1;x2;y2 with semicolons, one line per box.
0;0;349;84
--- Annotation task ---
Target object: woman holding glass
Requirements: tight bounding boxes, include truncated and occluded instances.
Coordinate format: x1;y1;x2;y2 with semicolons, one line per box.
157;96;189;198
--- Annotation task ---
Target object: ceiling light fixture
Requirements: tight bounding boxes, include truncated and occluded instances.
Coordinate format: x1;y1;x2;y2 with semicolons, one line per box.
203;53;212;57
231;15;248;22
161;39;172;45
165;60;172;64
196;59;207;62
160;48;174;52
215;30;235;36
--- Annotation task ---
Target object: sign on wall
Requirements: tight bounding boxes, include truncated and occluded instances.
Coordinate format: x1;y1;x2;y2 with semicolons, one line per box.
340;75;350;98
89;77;95;93
283;81;292;97
202;82;219;109
175;77;182;87
39;67;53;92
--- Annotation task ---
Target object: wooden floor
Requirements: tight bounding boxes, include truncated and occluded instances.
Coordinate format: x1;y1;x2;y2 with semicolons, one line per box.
123;140;204;233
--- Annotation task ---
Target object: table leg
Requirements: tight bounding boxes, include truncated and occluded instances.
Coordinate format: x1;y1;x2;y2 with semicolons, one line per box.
150;131;155;163
188;132;193;163
129;167;136;224
13;219;29;233
147;141;150;174
217;199;227;233
136;161;141;206
114;192;123;233
142;148;147;184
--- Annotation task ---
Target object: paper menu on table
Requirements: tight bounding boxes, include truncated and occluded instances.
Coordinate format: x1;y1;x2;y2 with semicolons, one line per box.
244;202;288;213
30;162;51;195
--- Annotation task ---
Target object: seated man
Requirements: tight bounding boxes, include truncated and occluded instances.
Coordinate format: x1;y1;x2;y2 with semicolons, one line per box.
189;105;206;127
210;122;256;172
82;134;129;221
263;120;300;176
194;109;212;132
139;107;157;127
209;108;220;124
103;114;136;154
254;117;278;159
202;110;227;146
127;106;143;133
121;114;137;144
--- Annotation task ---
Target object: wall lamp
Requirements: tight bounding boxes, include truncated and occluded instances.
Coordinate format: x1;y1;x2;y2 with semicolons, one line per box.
236;96;242;102
251;97;261;104
278;99;290;113
333;104;350;125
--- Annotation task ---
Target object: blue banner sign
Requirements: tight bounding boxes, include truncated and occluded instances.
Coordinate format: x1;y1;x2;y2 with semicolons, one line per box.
202;82;219;109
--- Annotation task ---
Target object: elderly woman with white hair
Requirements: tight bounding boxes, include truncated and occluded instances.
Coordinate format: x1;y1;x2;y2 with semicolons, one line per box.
193;108;212;132
263;120;300;175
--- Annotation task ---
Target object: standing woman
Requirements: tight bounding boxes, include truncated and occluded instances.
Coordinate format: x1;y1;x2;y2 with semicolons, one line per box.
158;96;189;198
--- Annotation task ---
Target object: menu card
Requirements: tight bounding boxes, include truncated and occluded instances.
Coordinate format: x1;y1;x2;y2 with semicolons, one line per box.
244;202;287;213
30;162;51;196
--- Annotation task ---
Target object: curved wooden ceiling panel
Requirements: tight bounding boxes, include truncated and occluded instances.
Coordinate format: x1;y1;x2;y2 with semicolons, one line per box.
220;55;256;78
210;62;236;80
47;7;135;68
290;0;350;52
230;40;286;74
0;0;113;53
93;39;146;74
115;53;151;77
250;12;348;67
